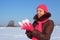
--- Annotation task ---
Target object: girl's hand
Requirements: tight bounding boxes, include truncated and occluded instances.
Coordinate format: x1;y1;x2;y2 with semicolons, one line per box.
21;23;34;31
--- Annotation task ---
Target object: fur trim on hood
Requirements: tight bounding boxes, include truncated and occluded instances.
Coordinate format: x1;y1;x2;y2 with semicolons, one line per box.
33;12;51;21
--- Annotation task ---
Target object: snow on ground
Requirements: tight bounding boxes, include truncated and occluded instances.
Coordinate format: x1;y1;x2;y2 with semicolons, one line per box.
0;26;60;40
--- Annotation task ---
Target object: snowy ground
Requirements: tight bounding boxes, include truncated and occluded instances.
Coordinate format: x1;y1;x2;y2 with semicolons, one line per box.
0;26;60;40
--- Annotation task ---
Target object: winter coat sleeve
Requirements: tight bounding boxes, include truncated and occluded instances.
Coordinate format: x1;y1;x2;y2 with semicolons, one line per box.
25;30;33;39
31;20;54;40
25;21;36;39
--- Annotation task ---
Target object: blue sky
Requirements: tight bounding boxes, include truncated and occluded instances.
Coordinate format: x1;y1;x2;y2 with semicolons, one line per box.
0;0;60;26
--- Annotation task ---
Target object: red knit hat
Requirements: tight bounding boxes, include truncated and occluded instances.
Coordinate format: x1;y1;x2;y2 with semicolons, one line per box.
37;4;48;12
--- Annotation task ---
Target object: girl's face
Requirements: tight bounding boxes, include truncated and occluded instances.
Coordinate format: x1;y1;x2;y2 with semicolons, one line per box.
37;8;45;18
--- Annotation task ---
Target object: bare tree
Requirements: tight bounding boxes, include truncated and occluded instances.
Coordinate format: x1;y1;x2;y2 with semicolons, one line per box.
7;20;15;27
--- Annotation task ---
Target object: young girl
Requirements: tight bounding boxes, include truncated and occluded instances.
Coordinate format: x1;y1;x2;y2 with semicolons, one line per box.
19;4;54;40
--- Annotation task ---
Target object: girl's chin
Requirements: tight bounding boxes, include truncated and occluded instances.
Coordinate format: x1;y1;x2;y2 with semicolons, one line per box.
38;15;42;18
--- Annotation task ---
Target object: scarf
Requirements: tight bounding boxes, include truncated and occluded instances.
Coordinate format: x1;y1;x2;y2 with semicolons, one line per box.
32;19;48;40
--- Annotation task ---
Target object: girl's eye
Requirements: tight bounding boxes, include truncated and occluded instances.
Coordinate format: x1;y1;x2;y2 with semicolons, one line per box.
40;10;42;12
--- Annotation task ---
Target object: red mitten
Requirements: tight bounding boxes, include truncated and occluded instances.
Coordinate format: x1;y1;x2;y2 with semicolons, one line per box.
18;19;34;31
21;23;34;31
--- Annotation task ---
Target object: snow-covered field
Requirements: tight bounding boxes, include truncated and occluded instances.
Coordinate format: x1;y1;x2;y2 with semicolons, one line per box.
0;26;60;40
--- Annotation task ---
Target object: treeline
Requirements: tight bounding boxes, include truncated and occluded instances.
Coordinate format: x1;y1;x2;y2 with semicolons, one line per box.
0;20;19;27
